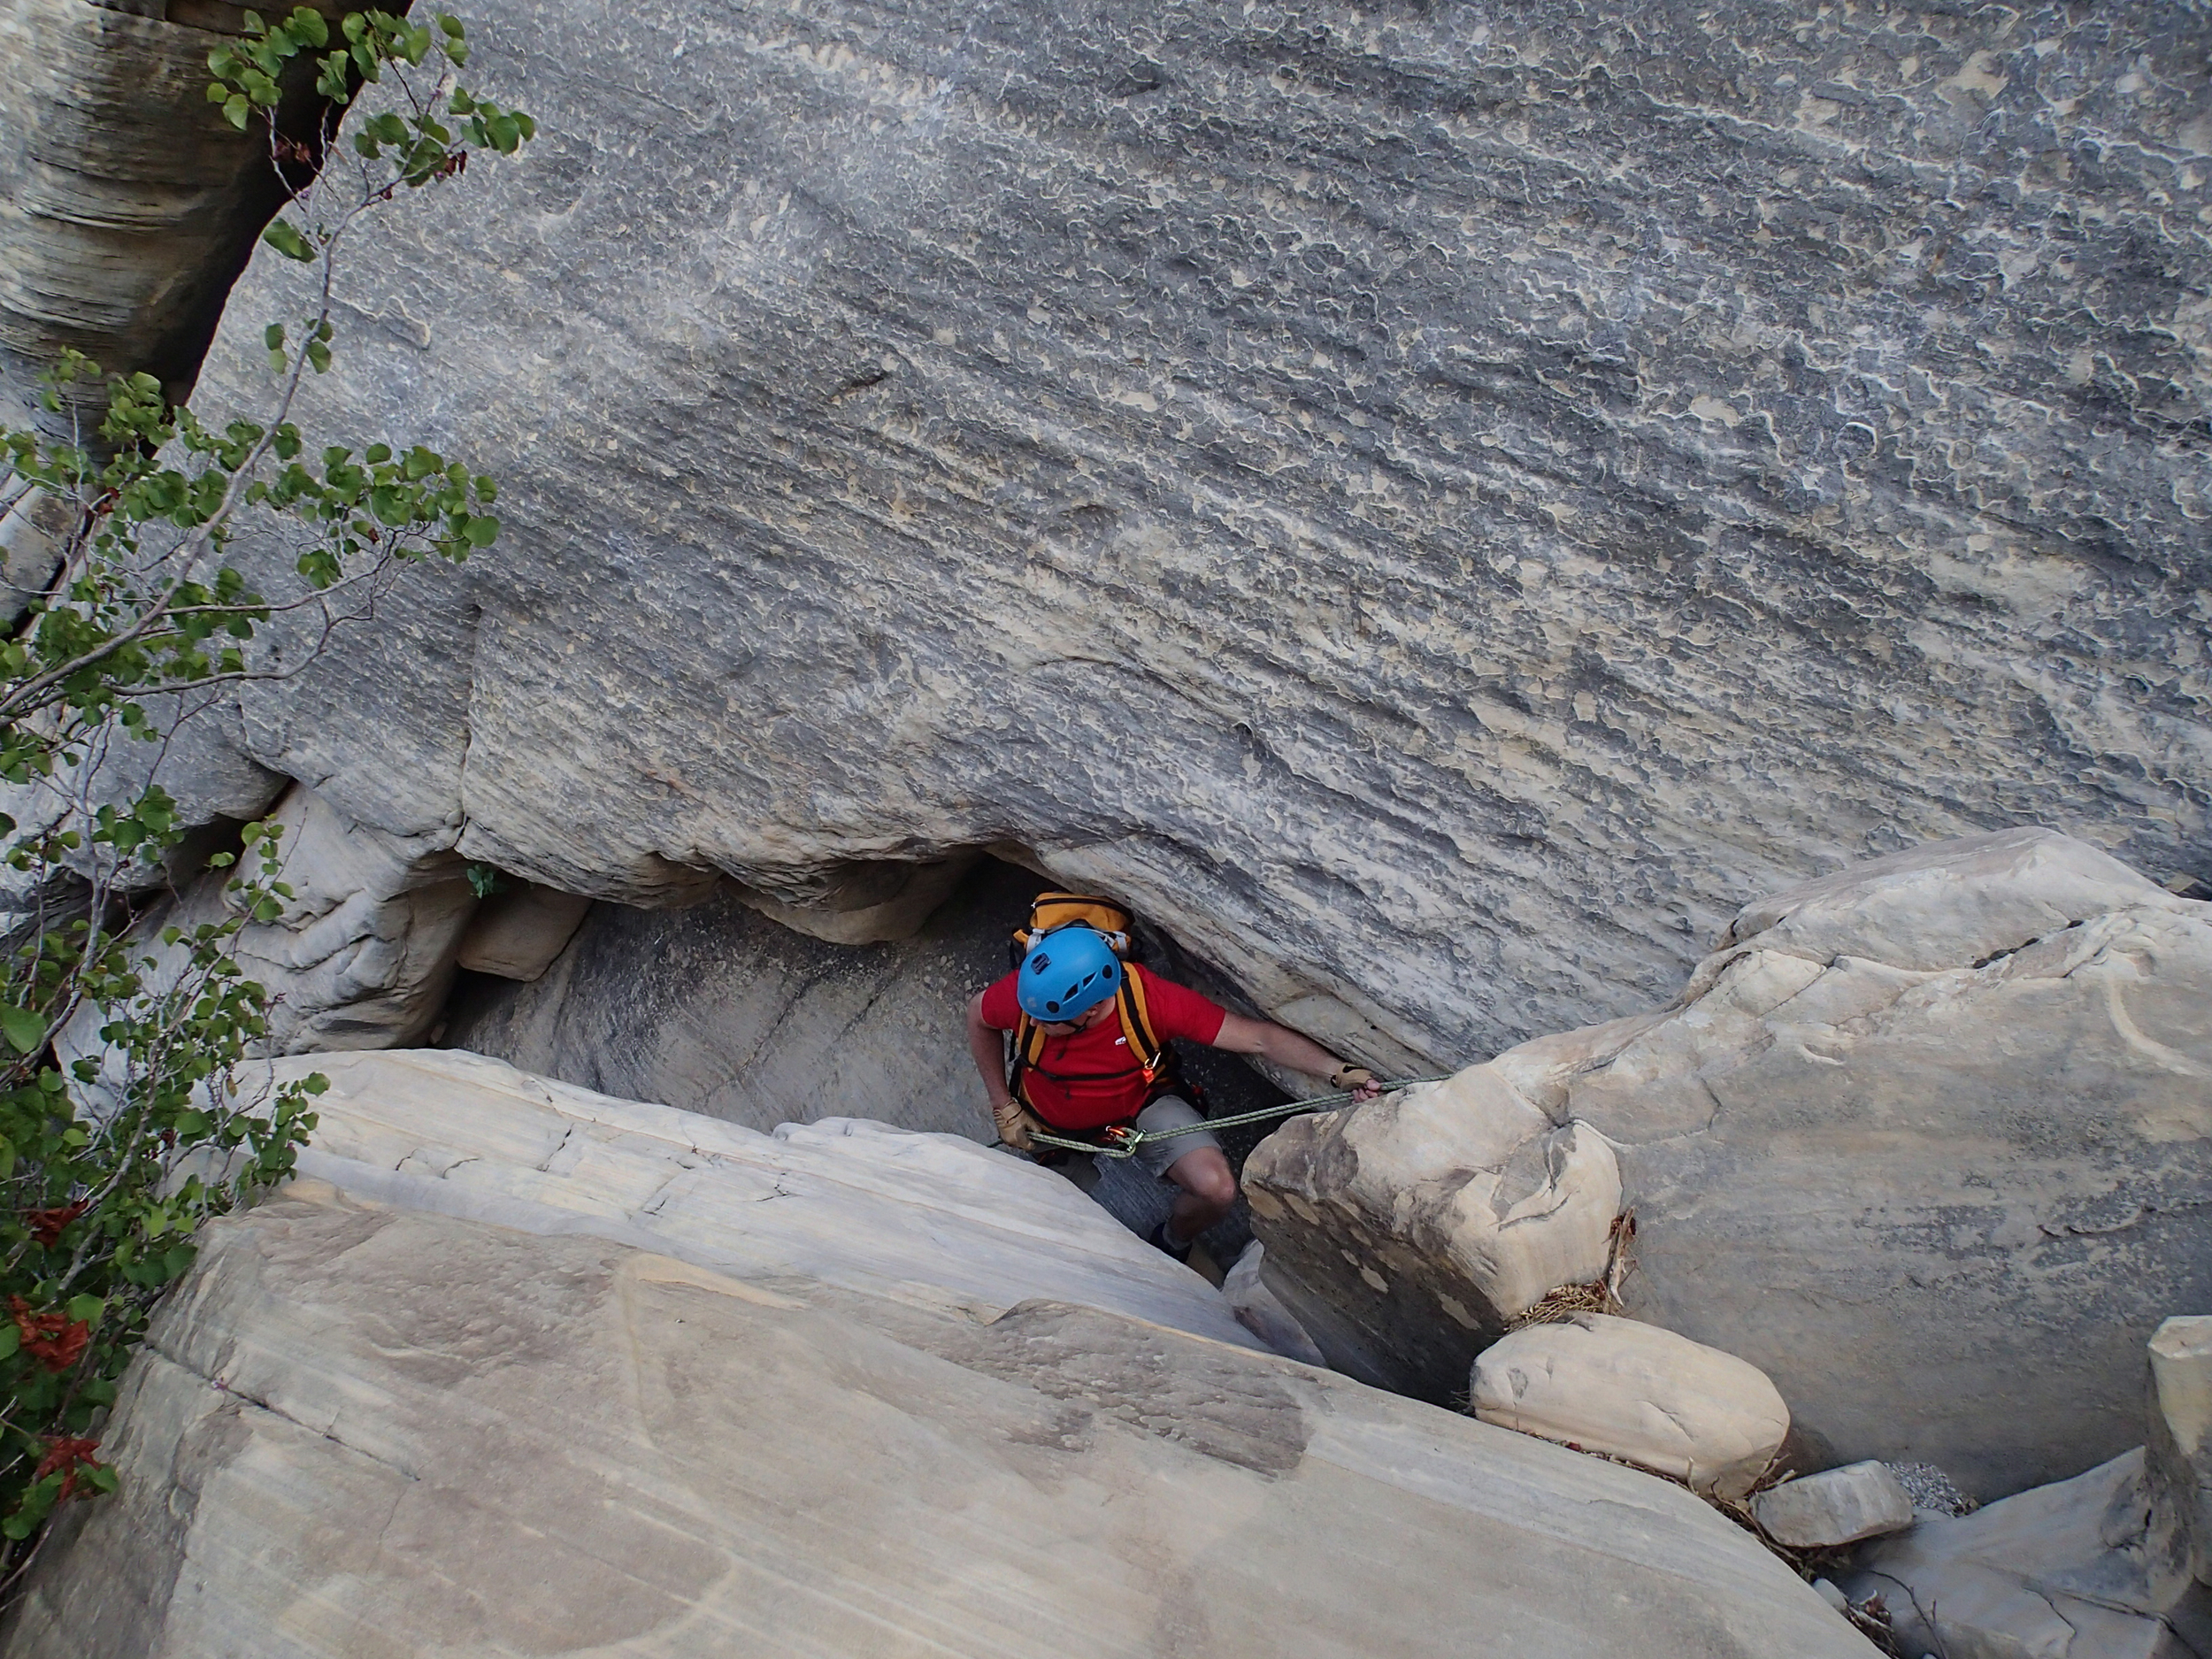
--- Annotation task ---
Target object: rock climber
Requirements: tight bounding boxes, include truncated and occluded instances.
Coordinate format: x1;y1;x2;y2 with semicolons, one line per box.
966;924;1383;1260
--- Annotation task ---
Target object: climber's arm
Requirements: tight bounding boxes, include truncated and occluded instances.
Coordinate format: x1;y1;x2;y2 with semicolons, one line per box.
1210;1012;1383;1101
966;992;1018;1115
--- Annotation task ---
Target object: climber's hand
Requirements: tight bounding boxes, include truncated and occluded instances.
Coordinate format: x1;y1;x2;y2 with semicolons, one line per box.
1330;1064;1382;1103
992;1096;1040;1152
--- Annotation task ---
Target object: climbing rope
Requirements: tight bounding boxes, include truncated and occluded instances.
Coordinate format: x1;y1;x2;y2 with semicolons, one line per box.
1023;1075;1453;1161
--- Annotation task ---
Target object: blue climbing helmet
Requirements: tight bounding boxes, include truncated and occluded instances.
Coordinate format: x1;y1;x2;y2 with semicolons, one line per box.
1017;923;1124;1020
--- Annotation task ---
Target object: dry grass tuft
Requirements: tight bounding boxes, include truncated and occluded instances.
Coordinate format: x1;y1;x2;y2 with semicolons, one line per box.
1507;1210;1639;1329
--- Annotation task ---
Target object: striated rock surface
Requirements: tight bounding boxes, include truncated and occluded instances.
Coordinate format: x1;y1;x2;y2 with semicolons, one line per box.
1470;1313;1790;1501
3;1058;1878;1658
69;0;2201;1075
1247;829;2212;1498
0;0;367;435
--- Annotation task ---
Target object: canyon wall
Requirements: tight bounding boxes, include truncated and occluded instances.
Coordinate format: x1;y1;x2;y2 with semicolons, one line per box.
58;0;2199;1068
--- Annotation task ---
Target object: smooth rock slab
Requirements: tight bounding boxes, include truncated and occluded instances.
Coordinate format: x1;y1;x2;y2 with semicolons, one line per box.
1;1179;1878;1655
257;1046;1261;1346
1471;1313;1789;1502
1750;1462;1916;1550
1248;829;2212;1499
1847;1450;2211;1659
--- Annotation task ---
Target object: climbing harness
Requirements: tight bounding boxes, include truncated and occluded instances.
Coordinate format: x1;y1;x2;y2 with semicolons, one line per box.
1020;1075;1453;1161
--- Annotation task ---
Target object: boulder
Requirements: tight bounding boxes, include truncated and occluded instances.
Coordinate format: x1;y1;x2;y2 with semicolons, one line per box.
1847;1449;2212;1659
1470;1313;1789;1501
1751;1463;1916;1550
10;0;2199;1086
1248;829;2212;1498
2;1061;1880;1659
1247;1091;1621;1399
2149;1316;2212;1588
453;882;593;981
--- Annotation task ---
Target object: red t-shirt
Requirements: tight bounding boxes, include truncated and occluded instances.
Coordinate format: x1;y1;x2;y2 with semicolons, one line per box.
979;964;1227;1131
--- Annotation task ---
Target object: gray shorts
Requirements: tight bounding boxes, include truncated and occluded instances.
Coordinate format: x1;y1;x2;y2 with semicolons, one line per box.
1118;1094;1222;1181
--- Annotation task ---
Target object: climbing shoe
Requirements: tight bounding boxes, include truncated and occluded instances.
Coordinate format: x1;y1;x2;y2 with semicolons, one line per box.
1146;1219;1194;1263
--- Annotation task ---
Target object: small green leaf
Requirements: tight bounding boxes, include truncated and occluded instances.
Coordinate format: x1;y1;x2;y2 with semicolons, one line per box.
464;514;500;547
0;1004;45;1054
260;219;316;263
64;1294;102;1325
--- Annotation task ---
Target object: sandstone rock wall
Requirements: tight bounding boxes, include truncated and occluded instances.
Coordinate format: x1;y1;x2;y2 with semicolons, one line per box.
80;0;2206;1070
1248;829;2212;1500
0;0;370;436
0;1051;1878;1659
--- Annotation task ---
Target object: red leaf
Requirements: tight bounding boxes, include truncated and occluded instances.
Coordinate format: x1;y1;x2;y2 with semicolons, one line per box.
22;1201;88;1248
33;1436;98;1483
10;1296;91;1372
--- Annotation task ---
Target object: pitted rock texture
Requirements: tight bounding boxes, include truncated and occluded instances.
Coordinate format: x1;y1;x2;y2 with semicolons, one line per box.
0;1126;1878;1655
119;0;2210;1072
1247;829;2212;1500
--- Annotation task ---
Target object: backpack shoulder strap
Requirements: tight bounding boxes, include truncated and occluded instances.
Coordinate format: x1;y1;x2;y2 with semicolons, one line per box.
1118;966;1169;1084
1008;1012;1045;1108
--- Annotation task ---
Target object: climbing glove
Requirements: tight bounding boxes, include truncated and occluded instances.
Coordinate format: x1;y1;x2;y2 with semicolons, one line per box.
992;1096;1048;1153
1328;1064;1377;1093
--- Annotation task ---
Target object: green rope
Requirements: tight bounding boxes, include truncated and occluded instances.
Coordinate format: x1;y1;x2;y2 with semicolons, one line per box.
1025;1075;1453;1161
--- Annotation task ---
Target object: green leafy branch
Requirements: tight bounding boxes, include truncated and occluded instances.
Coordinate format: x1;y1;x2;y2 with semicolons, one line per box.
0;5;532;1588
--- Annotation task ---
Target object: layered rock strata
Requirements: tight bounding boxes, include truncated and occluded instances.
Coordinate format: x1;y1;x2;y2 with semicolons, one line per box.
4;1052;1879;1658
44;0;2199;1074
0;0;369;435
1246;829;2212;1498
